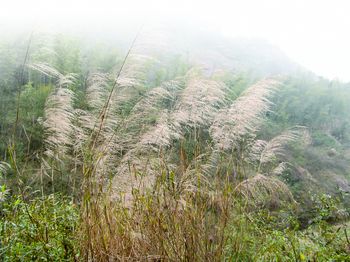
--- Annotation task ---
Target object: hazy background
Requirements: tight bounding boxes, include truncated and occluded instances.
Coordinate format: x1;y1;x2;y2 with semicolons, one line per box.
1;0;349;82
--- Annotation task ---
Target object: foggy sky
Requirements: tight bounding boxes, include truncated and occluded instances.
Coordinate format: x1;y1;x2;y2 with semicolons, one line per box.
1;0;349;82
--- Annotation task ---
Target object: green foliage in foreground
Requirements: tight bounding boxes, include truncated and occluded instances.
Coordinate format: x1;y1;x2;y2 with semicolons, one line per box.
1;192;349;261
225;210;350;261
0;194;79;261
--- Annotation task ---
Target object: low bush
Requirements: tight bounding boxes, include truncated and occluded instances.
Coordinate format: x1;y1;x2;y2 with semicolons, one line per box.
0;194;79;261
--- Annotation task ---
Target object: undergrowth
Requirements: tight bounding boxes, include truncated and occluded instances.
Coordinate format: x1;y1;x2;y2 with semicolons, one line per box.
0;193;79;261
1;185;349;261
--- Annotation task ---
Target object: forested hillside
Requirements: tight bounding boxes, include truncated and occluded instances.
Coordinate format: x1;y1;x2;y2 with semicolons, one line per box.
1;29;350;261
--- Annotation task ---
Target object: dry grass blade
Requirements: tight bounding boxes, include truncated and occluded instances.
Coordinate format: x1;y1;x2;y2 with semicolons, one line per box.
271;162;289;176
86;73;110;111
124;81;177;130
28;62;77;88
260;129;302;165
210;78;280;150
0;161;10;175
28;62;62;79
117;54;159;88
140;111;182;148
43;88;75;157
136;86;172;111
173;78;228;127
234;174;295;209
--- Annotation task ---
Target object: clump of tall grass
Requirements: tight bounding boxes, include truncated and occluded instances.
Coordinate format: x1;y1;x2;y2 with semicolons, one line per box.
77;167;232;260
26;34;315;261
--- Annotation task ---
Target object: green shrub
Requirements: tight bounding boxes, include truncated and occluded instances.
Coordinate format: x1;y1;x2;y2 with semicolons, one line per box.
312;131;340;148
224;207;350;261
0;194;79;261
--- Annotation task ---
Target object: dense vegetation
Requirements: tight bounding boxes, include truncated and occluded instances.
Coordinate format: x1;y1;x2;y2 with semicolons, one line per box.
1;29;350;261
